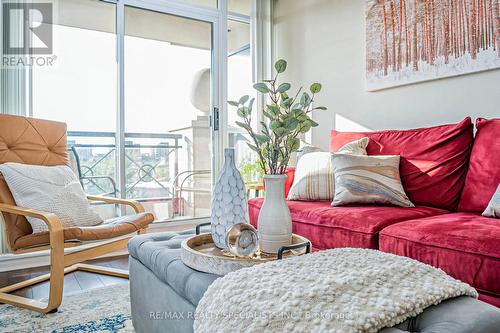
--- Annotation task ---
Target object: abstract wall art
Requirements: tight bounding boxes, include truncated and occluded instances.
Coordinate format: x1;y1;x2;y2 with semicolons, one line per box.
366;0;500;90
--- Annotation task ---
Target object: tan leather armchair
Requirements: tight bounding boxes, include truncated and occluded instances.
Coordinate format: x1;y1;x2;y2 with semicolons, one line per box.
0;114;154;313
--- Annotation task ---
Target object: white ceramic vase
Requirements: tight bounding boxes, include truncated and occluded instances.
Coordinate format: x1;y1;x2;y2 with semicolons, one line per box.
211;148;248;249
258;174;292;253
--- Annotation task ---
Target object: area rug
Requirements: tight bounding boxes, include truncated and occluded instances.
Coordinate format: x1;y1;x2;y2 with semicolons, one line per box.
0;284;133;333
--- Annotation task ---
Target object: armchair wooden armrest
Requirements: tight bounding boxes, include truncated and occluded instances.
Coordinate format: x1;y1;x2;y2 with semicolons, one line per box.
0;203;63;235
0;203;64;254
0;203;65;312
86;195;145;213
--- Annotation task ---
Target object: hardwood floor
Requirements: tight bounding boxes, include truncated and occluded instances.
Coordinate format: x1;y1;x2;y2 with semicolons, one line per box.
0;256;129;300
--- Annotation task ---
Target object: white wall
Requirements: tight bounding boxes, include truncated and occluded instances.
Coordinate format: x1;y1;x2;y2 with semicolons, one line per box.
272;0;500;150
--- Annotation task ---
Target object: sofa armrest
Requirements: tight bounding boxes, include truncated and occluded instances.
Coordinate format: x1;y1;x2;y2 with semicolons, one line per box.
87;195;145;214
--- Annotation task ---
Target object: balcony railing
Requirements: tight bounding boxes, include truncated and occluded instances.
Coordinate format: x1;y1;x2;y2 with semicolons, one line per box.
67;131;210;220
67;129;259;221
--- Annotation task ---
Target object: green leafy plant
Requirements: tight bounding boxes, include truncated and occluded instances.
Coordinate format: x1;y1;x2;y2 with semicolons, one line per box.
229;59;327;175
239;159;265;184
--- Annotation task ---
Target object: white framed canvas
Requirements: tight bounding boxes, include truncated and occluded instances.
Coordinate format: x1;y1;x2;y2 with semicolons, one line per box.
366;0;500;91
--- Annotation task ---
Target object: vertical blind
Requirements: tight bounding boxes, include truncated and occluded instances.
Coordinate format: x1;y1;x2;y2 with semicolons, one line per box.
1;0;29;117
0;0;29;253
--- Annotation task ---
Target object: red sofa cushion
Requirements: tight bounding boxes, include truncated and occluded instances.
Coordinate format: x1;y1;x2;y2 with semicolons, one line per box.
380;213;500;307
248;198;447;250
459;118;500;212
329;118;473;211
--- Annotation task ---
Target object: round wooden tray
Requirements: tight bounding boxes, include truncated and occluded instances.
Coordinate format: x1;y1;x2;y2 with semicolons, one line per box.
181;233;310;275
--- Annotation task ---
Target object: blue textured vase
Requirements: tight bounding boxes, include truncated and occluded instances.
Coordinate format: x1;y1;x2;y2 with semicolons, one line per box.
211;148;248;249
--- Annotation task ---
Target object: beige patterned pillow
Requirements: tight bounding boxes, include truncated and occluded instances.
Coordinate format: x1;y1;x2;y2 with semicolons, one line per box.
287;138;369;201
0;163;103;233
331;154;415;208
483;185;500;218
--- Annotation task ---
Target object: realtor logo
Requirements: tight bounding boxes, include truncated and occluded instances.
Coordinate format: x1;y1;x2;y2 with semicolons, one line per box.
2;2;52;55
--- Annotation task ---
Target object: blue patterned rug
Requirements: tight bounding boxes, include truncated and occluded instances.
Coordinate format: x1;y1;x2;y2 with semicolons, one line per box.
0;284;133;333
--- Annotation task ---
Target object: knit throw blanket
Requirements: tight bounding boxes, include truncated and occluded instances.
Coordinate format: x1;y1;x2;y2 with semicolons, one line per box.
194;248;477;333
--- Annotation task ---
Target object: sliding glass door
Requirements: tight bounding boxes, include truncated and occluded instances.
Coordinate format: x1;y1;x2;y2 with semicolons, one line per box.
123;5;215;220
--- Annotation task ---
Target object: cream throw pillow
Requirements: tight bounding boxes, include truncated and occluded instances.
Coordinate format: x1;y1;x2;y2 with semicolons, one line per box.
483;185;500;218
287;138;369;201
331;154;415;208
0;163;103;233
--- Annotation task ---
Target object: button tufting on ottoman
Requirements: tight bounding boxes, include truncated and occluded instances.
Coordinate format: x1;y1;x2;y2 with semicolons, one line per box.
129;231;500;333
128;230;218;307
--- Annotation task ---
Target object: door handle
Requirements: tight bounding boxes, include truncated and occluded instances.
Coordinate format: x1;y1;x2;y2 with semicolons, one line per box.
212;107;220;131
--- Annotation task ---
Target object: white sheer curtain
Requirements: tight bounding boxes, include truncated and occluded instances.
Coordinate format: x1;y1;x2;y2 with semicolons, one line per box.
0;0;30;253
0;66;30;116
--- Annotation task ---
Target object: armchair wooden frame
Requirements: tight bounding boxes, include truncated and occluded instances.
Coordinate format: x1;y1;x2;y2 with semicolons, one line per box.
0;195;147;314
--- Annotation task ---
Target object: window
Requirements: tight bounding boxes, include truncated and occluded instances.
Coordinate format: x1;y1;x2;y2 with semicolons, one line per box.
22;0;267;223
229;0;251;15
32;0;116;133
182;0;217;9
124;7;213;220
31;0;118;219
227;18;261;186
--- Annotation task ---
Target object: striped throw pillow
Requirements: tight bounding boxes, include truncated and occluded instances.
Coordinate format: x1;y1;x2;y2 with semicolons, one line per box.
331;154;414;208
287;138;369;201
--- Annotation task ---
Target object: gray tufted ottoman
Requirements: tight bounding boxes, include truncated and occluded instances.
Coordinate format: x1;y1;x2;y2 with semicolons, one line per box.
128;232;500;333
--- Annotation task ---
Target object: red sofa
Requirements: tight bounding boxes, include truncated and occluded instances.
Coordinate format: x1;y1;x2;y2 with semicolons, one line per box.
248;117;500;307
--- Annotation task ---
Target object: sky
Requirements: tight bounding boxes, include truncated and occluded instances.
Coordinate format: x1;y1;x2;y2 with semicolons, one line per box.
32;24;252;135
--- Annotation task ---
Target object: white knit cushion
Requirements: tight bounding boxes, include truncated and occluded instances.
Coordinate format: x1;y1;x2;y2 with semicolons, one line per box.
483;184;500;218
0;163;103;233
331;154;415;208
287;138;369;201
